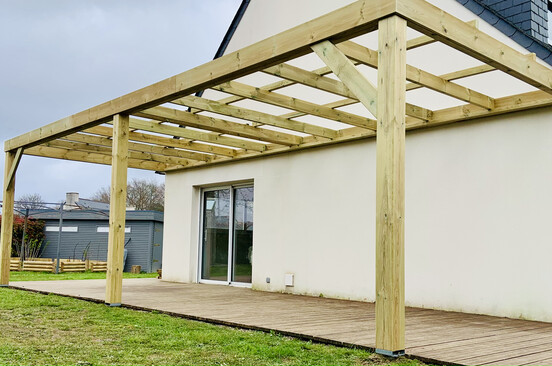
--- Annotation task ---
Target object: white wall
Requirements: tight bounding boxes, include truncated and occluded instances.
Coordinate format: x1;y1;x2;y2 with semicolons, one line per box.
164;106;552;322
162;0;552;323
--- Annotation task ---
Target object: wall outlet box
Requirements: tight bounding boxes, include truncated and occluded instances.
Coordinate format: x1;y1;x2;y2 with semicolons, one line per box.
266;277;271;283
284;273;294;287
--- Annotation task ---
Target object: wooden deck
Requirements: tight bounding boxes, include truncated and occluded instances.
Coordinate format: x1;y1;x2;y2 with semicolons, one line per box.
10;279;552;365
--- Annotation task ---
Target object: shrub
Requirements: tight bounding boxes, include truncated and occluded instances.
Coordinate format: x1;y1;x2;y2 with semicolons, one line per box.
0;214;46;258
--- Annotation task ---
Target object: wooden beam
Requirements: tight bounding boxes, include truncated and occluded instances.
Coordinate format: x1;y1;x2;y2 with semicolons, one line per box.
263;62;432;120
172;96;338;139
280;64;495;120
0;151;17;285
212;80;376;130
375;15;406;356
105;114;129;306
210;19;481;112
411;90;552;129
405;19;479;50
136;106;304;145
128;118;269;152
397;0;552;94
61;132;214;162
85;126;237;158
6;148;23;190
43;139;194;167
406;64;495;91
312;40;378;116
166;90;552;173
337;41;495;109
5;0;395;151
24;145;171;171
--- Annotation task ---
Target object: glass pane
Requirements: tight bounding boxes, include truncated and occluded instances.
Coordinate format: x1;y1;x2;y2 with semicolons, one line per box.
232;187;254;283
202;189;230;281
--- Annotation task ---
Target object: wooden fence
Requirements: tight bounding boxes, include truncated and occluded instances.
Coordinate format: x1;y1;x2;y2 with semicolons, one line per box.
10;257;108;273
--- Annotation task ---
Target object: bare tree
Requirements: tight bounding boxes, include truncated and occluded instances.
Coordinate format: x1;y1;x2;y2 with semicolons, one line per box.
16;193;46;210
90;187;110;204
91;179;165;211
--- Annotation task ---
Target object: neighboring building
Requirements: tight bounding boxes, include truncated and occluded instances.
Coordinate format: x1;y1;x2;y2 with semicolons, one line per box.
64;192;110;211
33;210;163;273
160;0;552;324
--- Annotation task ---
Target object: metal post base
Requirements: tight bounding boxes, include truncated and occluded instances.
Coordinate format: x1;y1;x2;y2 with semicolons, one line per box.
375;349;405;357
107;303;121;307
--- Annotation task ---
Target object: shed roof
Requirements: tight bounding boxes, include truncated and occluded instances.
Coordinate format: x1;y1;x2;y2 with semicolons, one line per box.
30;210;164;222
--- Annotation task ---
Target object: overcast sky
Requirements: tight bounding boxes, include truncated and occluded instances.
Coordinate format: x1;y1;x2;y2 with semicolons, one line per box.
0;0;240;203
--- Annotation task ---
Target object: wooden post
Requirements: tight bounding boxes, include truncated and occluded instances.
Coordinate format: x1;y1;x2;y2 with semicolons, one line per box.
105;114;129;306
375;15;407;356
0;151;18;286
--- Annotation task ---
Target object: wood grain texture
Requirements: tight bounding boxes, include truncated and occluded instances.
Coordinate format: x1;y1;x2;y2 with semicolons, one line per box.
0;151;17;285
4;0;394;151
375;15;406;353
105;114;129;305
397;0;552;93
11;279;552;366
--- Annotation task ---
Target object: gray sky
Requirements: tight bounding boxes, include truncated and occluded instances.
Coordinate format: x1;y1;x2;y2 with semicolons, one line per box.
0;0;240;203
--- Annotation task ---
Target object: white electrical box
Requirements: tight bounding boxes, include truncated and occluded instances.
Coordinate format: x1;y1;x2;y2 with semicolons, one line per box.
284;273;294;287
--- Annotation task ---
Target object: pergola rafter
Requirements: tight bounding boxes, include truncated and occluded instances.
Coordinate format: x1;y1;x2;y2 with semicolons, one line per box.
2;0;552;357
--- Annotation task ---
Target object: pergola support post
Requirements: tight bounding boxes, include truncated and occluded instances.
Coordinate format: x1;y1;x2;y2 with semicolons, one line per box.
0;148;22;286
105;114;129;306
375;15;407;356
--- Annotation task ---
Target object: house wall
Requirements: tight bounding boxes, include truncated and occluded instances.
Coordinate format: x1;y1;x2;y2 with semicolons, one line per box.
162;0;552;323
163;106;552;323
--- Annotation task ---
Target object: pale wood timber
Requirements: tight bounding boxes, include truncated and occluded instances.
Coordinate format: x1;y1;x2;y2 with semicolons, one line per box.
105;114;129;305
61;132;214;162
375;15;407;353
263;62;432;120
312;40;378;116
6;148;23;190
5;0;395;151
396;0;552;93
43;140;193;167
0;151;17;285
128;118;269;151
210;19;481;112
411;90;552;130
24;145;171;171
337;41;495;109
406;64;495;91
211;80;376;130
135;106;304;145
172;95;338;139
281;64;495;120
160;90;552;174
405;19;478;50
85;126;237;158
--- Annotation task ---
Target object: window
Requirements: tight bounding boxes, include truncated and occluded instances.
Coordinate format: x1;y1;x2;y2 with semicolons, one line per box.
96;226;131;233
45;226;78;232
200;185;254;285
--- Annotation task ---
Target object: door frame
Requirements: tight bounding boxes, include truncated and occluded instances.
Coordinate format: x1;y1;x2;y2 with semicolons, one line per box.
198;183;253;287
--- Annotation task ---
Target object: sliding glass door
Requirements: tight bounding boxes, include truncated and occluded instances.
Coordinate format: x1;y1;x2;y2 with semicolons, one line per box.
201;185;253;285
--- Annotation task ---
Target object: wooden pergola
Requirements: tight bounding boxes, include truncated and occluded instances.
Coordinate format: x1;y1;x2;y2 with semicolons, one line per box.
1;0;552;356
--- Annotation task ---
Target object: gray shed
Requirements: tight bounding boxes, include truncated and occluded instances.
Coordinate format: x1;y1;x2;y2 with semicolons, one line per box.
31;210;163;273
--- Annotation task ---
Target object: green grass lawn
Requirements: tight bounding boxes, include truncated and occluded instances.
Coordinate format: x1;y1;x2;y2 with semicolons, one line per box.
9;271;158;281
0;288;421;366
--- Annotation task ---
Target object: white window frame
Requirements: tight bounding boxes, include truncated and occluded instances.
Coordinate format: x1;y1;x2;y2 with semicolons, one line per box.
96;226;131;233
198;182;253;288
45;226;78;232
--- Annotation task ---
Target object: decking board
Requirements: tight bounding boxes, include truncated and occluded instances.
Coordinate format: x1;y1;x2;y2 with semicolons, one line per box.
9;279;552;365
